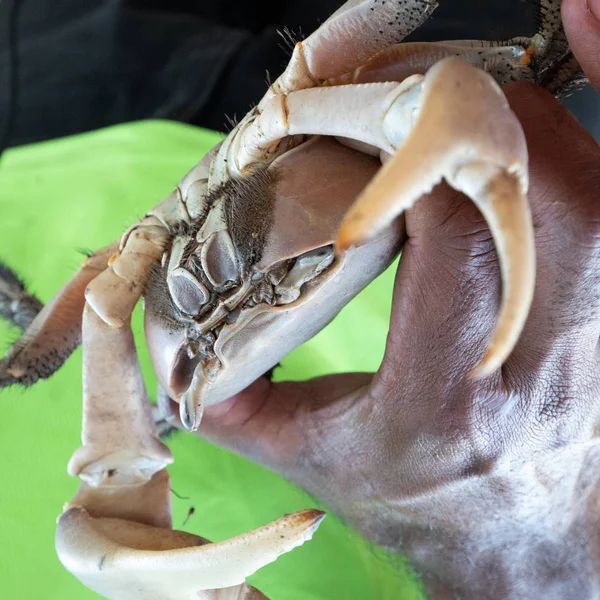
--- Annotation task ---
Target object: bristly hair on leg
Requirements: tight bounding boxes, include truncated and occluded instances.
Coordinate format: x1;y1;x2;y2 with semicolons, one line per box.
509;0;587;97
0;261;43;331
223;113;238;133
0;261;45;390
276;26;305;57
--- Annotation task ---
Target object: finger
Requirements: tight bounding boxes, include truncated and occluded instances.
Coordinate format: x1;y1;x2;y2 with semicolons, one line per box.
562;0;600;92
163;373;373;484
501;82;600;376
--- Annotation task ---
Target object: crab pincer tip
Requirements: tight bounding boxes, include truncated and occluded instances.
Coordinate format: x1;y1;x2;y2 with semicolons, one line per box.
336;218;369;253
469;350;502;381
295;509;327;537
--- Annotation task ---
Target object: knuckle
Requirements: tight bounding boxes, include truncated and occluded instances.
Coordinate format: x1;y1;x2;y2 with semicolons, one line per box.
503;81;564;125
435;202;499;273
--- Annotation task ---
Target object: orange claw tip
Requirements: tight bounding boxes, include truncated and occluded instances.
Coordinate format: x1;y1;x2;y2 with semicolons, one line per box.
290;509;326;532
336;219;370;253
282;509;327;540
469;350;503;381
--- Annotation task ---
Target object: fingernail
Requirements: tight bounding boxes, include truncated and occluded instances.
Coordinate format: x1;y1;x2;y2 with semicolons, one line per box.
587;0;600;22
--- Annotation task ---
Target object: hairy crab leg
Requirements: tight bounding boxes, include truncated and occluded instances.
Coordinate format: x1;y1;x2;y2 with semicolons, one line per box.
0;262;43;330
57;304;324;599
0;241;118;387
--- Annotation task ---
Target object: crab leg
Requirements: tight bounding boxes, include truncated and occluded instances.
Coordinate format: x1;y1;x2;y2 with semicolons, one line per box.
67;304;173;484
57;304;324;599
336;41;537;86
225;57;533;376
85;215;170;328
264;0;438;99
0;241;118;387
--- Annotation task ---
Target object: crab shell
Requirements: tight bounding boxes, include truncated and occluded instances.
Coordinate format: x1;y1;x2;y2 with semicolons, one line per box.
144;136;404;418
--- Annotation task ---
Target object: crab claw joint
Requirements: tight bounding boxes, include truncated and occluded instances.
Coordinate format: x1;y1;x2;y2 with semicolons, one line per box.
85;216;170;329
57;471;325;599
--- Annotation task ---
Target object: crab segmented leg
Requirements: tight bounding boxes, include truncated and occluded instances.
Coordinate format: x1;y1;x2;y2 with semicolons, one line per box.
57;304;324;599
0;241;118;387
67;304;173;484
85;215;171;328
334;41;538;87
226;57;534;376
264;0;438;99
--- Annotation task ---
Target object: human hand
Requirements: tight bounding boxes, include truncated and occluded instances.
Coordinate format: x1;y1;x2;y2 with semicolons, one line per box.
163;1;600;597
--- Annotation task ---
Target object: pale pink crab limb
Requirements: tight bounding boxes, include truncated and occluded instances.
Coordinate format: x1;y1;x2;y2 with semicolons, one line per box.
230;80;409;171
345;41;535;86
0;240;117;386
67;304;173;485
265;0;438;98
85;215;170;328
337;57;534;376
57;469;323;599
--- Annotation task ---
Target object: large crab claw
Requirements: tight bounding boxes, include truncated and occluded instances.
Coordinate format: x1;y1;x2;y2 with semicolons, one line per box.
337;57;535;377
225;57;534;379
56;304;324;599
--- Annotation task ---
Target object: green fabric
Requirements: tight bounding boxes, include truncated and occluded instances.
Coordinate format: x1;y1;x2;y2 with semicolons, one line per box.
0;121;423;600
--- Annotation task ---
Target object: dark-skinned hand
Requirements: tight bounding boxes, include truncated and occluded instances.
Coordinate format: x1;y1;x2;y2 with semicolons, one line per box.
164;1;600;597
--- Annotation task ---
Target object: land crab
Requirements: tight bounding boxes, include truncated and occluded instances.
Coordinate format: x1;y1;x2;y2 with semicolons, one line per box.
0;0;585;598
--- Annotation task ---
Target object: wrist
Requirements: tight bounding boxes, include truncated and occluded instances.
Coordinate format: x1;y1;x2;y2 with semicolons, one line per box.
342;441;600;599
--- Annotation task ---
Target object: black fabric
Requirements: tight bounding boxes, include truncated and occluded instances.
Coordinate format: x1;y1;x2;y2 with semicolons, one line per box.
0;0;596;148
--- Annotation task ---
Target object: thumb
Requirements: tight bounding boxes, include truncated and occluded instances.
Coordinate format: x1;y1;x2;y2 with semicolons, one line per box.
562;0;600;92
160;373;372;481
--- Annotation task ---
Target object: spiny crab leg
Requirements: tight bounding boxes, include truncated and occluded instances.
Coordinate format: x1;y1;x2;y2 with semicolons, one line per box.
57;304;324;599
264;0;438;98
0;241;118;386
223;57;534;377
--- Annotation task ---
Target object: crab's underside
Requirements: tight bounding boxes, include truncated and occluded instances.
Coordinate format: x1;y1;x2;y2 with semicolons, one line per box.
0;0;585;598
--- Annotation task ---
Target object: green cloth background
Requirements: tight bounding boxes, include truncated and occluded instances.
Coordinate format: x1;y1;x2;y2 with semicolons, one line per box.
0;121;424;599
